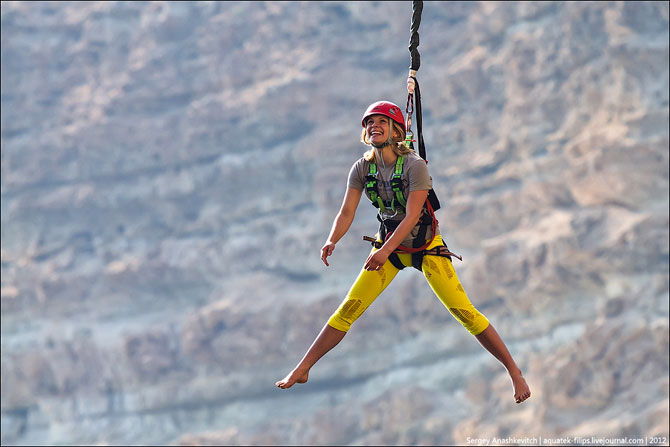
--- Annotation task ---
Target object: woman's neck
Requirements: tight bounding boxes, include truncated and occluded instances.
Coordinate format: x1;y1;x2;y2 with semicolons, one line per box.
376;145;397;167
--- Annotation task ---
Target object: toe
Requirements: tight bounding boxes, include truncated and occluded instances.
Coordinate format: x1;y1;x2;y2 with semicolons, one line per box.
515;391;530;403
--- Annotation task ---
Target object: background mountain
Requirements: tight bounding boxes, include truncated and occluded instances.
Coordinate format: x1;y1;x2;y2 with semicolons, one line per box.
1;1;668;445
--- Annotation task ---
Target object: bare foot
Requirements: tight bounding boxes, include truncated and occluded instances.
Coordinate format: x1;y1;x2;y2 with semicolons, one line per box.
512;372;531;403
276;369;309;389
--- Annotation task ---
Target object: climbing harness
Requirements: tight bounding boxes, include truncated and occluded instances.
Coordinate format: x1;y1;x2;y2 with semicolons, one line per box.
363;236;462;262
362;0;461;271
364;155;407;214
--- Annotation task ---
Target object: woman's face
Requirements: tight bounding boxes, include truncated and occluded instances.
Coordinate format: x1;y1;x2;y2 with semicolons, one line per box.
365;115;391;146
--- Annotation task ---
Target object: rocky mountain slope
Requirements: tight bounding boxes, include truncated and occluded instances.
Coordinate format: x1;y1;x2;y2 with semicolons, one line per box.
1;1;668;445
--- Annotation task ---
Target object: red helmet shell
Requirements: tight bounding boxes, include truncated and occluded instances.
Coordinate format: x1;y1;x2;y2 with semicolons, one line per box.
362;101;406;134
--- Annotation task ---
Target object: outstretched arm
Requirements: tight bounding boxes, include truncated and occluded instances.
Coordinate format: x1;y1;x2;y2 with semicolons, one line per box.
321;187;363;266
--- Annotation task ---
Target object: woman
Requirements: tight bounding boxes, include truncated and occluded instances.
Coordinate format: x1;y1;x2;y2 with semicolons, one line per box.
276;100;531;404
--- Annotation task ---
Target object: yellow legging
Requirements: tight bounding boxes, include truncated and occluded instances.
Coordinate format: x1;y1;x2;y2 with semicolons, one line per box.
327;235;490;335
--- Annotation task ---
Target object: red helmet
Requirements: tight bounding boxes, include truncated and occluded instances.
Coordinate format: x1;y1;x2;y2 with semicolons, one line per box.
361;101;406;134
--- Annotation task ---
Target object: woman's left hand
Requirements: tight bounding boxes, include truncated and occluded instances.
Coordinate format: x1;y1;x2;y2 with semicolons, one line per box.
364;249;390;271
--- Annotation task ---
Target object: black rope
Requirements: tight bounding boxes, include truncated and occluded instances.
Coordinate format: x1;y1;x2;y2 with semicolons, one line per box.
408;0;423;71
408;0;425;160
407;2;439;211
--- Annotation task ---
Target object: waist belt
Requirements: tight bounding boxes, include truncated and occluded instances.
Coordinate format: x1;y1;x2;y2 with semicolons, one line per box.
363;212;462;271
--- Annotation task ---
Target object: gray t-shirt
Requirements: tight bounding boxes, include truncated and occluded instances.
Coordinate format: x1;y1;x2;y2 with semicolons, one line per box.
348;150;440;247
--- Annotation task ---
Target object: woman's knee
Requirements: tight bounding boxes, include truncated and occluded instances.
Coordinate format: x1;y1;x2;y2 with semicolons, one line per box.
327;295;369;332
421;254;490;335
447;307;490;335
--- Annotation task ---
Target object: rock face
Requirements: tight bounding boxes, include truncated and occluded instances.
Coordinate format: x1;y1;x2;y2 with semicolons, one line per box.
1;1;668;445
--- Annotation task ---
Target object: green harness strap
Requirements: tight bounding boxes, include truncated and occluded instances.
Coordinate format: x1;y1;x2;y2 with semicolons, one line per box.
365;155;407;214
366;162;387;212
390;155;406;211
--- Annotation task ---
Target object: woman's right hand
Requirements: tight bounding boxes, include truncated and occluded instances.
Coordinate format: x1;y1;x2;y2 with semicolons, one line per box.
321;242;336;266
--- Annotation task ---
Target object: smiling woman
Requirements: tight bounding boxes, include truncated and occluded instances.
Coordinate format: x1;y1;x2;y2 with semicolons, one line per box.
360;101;413;164
276;98;531;404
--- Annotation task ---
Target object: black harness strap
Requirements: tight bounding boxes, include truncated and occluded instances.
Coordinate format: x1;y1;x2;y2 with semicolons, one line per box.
411;235;426;271
388;253;406;271
377;217;407;270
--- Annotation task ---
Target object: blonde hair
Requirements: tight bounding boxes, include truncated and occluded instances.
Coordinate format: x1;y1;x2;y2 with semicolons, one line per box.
361;121;414;162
